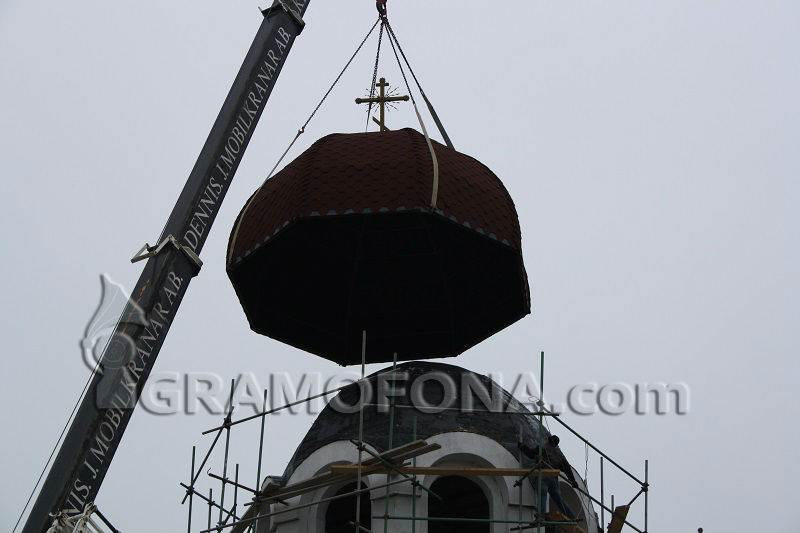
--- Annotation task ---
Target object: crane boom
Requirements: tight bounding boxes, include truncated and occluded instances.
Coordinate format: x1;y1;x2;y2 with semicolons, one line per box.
23;2;310;530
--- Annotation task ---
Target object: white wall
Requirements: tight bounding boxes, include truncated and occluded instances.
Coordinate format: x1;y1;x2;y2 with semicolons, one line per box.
268;432;599;533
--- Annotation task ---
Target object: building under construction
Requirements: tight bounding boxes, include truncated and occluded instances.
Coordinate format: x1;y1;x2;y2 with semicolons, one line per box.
179;357;649;533
23;3;650;533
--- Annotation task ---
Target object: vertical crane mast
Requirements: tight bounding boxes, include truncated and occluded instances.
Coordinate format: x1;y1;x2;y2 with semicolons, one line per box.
24;2;310;530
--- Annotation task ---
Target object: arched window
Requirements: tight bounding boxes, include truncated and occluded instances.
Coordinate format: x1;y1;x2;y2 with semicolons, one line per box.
324;482;370;533
428;475;490;532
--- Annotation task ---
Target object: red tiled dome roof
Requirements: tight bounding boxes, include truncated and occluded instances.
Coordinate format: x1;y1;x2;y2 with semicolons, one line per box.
228;128;521;265
226;128;529;364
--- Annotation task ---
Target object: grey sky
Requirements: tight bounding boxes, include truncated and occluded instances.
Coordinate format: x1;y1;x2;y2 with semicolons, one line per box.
1;1;798;531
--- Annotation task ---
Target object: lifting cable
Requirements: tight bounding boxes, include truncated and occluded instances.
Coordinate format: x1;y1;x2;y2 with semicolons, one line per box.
230;6;458;257
227;17;381;264
365;23;385;132
12;340;108;532
384;19;440;208
384;19;455;151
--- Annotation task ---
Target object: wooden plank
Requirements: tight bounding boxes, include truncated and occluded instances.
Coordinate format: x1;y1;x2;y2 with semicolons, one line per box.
232;440;440;533
369;443;442;466
606;505;630;533
262;440;440;498
329;465;561;478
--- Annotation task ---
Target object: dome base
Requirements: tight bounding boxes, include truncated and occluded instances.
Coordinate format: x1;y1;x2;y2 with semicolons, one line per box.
228;210;529;365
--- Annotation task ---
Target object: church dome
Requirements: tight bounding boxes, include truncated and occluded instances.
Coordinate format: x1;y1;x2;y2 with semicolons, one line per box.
280;361;549;482
256;362;600;533
227;128;530;364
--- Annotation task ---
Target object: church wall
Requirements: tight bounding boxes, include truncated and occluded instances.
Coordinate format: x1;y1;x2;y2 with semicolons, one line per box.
268;431;600;533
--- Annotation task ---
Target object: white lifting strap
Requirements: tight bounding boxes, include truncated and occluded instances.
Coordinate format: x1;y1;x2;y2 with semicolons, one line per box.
411;101;440;209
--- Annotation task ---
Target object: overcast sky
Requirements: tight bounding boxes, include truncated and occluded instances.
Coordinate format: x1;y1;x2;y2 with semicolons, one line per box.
1;1;798;532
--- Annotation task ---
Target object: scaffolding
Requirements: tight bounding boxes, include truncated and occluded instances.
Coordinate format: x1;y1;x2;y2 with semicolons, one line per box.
180;349;649;533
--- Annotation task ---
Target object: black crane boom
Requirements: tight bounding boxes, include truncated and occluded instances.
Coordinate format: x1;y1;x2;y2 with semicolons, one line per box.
23;2;310;530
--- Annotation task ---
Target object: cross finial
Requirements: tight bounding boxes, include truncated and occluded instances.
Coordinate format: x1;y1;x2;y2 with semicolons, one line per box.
355;77;409;131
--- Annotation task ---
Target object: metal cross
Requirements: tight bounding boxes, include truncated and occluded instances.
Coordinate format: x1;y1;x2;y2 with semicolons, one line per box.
355;77;409;131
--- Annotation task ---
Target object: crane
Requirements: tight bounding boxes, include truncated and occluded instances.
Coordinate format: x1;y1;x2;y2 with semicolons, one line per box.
23;1;311;530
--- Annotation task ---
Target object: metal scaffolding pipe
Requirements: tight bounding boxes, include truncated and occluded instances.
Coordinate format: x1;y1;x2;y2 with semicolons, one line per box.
208;472;258;496
573;488;643;533
183;427;224;503
93;507;121;533
645;459;649;533
354;331;367;533
548;407;645;486
187;446;196;533
219;380;235;525
600;456;605;529
627;487;644;507
200;478;411;533
349;520;374;533
202;367;405;436
182;483;238;526
373;515;578;526
537;351;544;533
383;354;398;533
350;440;442;501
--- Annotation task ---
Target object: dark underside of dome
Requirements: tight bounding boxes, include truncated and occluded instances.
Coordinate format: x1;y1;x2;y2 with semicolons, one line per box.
229;210;528;365
279;361;552;483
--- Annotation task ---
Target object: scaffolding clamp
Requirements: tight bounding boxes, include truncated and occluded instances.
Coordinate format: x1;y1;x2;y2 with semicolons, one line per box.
131;234;203;273
46;502;119;533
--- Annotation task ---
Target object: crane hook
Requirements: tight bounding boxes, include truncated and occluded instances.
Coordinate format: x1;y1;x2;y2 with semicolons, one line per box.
376;0;387;19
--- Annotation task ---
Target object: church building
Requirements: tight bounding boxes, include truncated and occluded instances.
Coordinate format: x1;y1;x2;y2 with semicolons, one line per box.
249;362;599;533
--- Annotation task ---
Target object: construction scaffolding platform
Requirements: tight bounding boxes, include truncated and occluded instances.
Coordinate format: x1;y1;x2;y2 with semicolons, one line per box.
180;352;650;533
